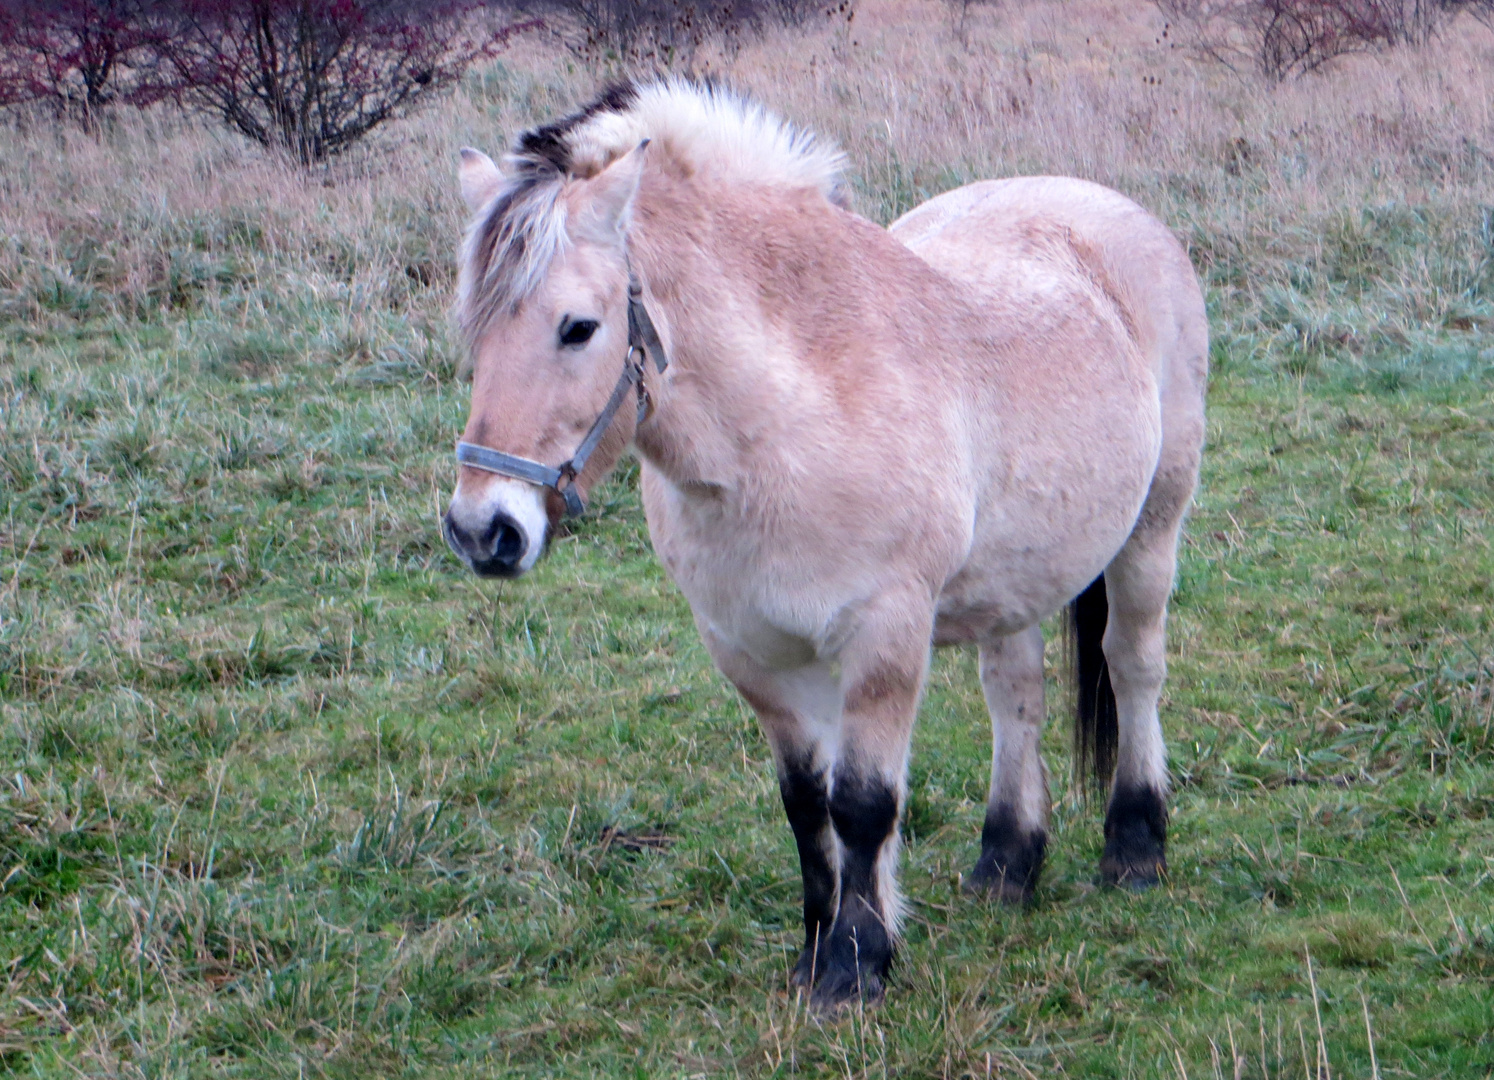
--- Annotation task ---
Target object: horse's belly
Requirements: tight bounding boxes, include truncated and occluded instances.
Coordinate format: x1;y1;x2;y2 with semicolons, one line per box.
931;525;1133;645
933;409;1160;643
931;557;1091;645
705;602;824;669
932;596;1032;645
685;572;862;671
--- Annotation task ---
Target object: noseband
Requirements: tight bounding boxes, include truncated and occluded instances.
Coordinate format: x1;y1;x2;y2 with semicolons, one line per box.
455;270;669;517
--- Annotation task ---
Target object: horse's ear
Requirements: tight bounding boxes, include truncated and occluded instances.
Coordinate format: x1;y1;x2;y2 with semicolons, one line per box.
573;140;649;245
459;147;503;213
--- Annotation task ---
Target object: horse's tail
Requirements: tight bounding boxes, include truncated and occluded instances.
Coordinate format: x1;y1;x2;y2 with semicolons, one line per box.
1068;574;1117;794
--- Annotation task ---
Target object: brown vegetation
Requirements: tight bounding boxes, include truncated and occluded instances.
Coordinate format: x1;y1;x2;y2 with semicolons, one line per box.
152;0;537;163
5;0;1492;372
1159;0;1466;79
0;0;167;124
524;0;843;65
0;0;539;159
0;1;846;157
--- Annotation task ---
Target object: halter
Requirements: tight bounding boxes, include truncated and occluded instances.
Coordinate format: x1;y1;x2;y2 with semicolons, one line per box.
455;269;668;518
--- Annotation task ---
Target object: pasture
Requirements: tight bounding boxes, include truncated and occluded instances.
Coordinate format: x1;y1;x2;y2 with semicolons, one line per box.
1;1;1492;1075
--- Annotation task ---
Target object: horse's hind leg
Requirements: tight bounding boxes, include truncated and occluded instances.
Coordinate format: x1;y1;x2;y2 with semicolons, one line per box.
1098;257;1207;887
1098;497;1190;887
965;625;1049;902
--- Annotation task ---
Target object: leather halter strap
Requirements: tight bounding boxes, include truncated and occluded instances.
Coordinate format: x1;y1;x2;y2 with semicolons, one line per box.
455;269;669;518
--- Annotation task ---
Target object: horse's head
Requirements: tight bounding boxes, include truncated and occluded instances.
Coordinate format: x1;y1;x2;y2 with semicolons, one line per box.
443;142;649;578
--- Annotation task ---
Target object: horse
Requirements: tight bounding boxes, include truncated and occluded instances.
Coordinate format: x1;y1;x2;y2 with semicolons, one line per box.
441;79;1208;1012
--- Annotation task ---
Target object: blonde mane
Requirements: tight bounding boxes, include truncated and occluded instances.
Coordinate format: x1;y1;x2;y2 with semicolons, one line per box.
456;79;847;341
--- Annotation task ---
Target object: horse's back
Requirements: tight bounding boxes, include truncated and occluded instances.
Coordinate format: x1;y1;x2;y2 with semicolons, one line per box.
891;177;1206;400
895;176;1207;521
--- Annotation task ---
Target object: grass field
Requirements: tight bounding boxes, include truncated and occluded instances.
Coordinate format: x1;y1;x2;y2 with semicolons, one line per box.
2;1;1493;1076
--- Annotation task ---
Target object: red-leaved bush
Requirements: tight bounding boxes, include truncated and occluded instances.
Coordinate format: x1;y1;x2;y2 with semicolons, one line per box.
0;0;537;159
524;0;836;65
0;0;168;124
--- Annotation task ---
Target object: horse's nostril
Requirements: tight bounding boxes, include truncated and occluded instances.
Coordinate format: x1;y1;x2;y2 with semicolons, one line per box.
492;519;524;564
442;512;469;552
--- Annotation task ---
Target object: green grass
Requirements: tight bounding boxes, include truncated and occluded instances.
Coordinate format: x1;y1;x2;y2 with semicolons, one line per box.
2;132;1494;1080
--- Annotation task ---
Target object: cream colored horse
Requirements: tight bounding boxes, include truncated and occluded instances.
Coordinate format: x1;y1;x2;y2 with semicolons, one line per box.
443;80;1207;1011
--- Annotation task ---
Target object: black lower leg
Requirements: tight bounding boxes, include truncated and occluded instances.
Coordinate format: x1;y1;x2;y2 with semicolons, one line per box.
966;803;1047;902
778;755;836;986
1100;780;1167;888
813;769;898;1010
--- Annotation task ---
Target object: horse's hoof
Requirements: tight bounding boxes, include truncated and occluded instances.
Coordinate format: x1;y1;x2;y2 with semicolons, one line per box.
1100;783;1167;891
967;810;1046;904
962;869;1033;905
809;968;884;1016
789;945;828;989
1099;855;1166;891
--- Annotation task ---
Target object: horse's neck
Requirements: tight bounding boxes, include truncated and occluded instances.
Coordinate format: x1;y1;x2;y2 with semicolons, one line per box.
632;261;762;490
632;183;899;491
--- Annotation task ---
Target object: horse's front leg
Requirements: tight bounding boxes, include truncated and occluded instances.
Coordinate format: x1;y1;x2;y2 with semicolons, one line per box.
811;600;933;1012
697;633;841;988
778;738;838;988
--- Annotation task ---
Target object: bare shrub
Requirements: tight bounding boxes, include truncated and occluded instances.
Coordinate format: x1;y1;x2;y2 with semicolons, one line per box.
522;0;845;68
0;0;167;126
1160;0;1464;79
945;0;998;42
148;0;539;164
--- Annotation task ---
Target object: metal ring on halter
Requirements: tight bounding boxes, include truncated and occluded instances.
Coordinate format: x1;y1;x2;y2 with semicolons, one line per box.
454;265;669;518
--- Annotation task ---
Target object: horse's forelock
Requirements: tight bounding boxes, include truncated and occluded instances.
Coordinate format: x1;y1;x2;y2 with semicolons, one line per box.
457;161;568;345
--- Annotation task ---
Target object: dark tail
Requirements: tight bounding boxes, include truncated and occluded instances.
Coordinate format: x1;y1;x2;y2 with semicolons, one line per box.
1068;574;1117;794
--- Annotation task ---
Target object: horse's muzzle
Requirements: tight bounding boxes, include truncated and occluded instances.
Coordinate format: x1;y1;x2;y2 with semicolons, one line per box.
443;507;529;578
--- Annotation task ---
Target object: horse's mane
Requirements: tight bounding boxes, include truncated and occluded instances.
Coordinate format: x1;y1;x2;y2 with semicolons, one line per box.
457;79;847;341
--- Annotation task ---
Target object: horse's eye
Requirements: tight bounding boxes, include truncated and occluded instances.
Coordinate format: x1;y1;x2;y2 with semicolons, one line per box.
559;318;599;347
